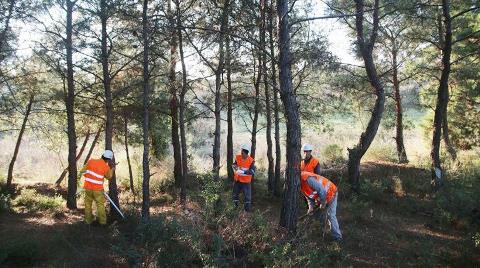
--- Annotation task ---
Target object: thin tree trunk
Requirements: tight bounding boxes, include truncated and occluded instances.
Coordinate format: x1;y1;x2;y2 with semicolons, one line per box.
6;95;34;189
270;0;281;196
55;129;91;186
0;0;15;63
392;45;408;164
84;127;102;165
251;55;261;159
212;0;230;179
100;0;120;216
261;0;274;194
277;0;301;232
124;115;135;195
348;0;385;192
168;0;182;187
442;114;457;160
141;0;151;220
65;0;77;210
226;25;234;182
177;1;188;204
431;0;452;190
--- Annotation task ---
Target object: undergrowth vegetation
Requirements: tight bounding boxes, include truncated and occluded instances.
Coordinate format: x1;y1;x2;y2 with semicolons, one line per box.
13;188;64;215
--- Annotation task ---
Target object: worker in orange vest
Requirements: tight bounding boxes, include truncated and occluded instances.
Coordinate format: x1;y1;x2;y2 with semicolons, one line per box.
301;144;321;175
301;171;342;242
232;144;256;212
79;150;115;226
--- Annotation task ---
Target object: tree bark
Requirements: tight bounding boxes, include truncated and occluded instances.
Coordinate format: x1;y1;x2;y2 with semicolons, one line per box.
168;0;182;187
124;115;135;195
261;0;274;194
442;113;457;160
431;0;452;190
177;1;188;204
226;23;234;182
270;0;281;196
141;0;151;220
348;0;385;191
55;129;91;186
100;0;120;216
277;0;301;232
6;95;34;189
212;0;230;179
65;0;77;209
392;45;408;164
250;54;261;159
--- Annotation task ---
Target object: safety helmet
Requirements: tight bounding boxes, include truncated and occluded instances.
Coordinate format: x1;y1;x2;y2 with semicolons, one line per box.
240;144;251;153
102;150;114;159
302;144;313;151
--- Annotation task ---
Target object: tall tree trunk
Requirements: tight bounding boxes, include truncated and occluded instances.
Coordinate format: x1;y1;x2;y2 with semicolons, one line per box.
0;0;15;63
65;0;77;209
124;115;135;195
277;0;301;232
348;0;385;191
100;0;120;216
261;0;274;194
55;129;91;186
250;54;261;159
270;0;281;196
177;1;188;204
442;114;457;160
431;0;452;190
168;0;182;187
212;0;230;179
141;0;151;220
6;95;34;189
84;127;102;165
226;26;234;182
392;45;408;164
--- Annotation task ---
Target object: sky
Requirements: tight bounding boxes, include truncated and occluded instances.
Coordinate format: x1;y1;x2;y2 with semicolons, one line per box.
12;1;359;68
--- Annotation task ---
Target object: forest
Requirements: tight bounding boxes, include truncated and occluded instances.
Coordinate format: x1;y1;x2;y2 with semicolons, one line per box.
0;0;479;266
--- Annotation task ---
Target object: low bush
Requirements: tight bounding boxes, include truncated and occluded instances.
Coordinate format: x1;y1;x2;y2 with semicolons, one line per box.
13;188;64;215
322;144;346;167
363;145;398;163
0;193;11;214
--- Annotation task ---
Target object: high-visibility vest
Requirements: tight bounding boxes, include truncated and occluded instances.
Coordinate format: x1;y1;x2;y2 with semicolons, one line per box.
234;155;254;183
83;159;110;191
300;171;337;203
301;157;319;173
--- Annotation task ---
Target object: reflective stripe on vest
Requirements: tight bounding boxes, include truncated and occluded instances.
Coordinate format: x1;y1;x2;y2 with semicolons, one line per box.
85;170;104;179
84;177;104;185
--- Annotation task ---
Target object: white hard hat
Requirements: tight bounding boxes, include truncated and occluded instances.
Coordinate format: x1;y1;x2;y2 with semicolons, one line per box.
102;150;114;159
302;144;313;151
240;144;251;153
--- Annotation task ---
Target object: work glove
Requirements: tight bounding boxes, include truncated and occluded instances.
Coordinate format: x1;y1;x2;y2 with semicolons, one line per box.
235;170;245;175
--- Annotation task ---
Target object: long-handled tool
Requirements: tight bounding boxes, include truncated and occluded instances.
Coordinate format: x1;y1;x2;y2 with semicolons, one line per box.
104;192;125;219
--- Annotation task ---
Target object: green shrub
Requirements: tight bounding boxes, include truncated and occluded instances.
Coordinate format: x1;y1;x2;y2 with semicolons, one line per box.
113;216;197;267
322;144;346;166
13;189;64;214
0;193;12;214
363;145;398;162
0;239;43;266
198;173;223;221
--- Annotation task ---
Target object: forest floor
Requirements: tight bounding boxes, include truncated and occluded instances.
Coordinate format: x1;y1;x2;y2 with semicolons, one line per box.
1;161;479;267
